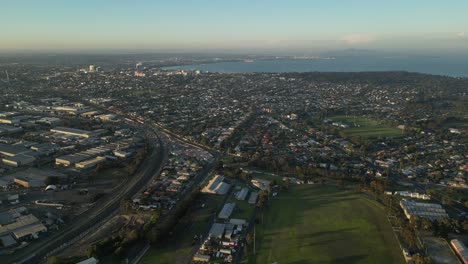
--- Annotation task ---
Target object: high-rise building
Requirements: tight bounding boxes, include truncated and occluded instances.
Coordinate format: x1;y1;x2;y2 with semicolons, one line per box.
135;62;143;72
89;65;95;73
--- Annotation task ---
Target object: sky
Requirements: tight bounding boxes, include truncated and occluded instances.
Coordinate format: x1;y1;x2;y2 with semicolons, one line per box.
1;0;468;54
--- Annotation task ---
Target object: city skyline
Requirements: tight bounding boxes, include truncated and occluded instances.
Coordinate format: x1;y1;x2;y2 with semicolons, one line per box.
2;0;468;54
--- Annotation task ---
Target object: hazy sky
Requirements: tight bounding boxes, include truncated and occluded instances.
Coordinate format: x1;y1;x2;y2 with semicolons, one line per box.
2;0;467;54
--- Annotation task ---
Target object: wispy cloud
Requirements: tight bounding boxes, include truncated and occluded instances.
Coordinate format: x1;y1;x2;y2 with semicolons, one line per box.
341;34;375;45
456;32;466;38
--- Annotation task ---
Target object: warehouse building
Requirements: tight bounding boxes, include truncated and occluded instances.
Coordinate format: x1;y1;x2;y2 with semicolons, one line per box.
208;223;225;239
56;154;91;166
35;117;61;126
248;192;258;204
75;156;106;169
50;127;94;138
236;187;249;200
76;258;99;264
450;239;468;264
55;145;112;166
0;118;20;125
10;168;66;188
400;200;449;221
2;154;36;167
30;143;59;155
218;203;236;219
0;214;47;241
0;234;17;248
51;106;90;115
0;125;23;135
202;175;231;195
0;143;30;157
193;253;210;263
251;178;271;190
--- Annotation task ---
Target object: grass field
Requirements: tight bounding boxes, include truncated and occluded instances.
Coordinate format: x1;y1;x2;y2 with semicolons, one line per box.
227;194;255;220
141;193;224;264
330;115;403;140
252;185;405;264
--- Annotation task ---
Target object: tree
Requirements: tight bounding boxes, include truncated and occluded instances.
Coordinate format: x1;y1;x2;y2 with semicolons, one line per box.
284;178;290;190
401;225;416;247
337;178;345;189
245;233;253;245
412;255;430;264
319;178;325;186
47;256;60;264
45;176;59;186
441;195;452;206
120;196;132;213
410;215;422;229
127;229;139;241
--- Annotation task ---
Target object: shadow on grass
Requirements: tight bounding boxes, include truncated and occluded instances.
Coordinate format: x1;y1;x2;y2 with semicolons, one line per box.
330;254;369;264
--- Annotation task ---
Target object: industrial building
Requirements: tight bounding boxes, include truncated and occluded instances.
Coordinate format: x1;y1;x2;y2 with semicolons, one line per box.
0;143;30;157
251;178;271;190
55;145;112;166
0;143;37;167
2;154;36;167
0;214;47;241
0;118;20;125
450;239;468;264
75;156;106;169
236;187;249;200
248;192;258;204
51;106;90;115
209;223;225;239
30;143;59;155
393;191;431;200
400;200;449;221
218;203;236;219
35;117;61;126
202;175;231;195
193;253;210;263
50;127;95;138
76;257;99;264
0;125;23;135
10;168;67;188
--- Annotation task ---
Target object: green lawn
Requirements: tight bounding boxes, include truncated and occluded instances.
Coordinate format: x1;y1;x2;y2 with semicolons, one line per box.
141;194;225;264
252;185;405;264
330;115;403;140
228;195;255;220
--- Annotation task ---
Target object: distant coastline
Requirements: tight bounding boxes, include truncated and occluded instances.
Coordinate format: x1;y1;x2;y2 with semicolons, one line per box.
163;57;468;78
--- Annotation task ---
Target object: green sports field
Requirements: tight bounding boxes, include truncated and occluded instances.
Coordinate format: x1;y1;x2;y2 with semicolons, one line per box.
330;115;403;140
252;185;405;264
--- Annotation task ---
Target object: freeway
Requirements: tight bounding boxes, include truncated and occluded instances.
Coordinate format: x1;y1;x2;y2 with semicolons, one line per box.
5;125;167;264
